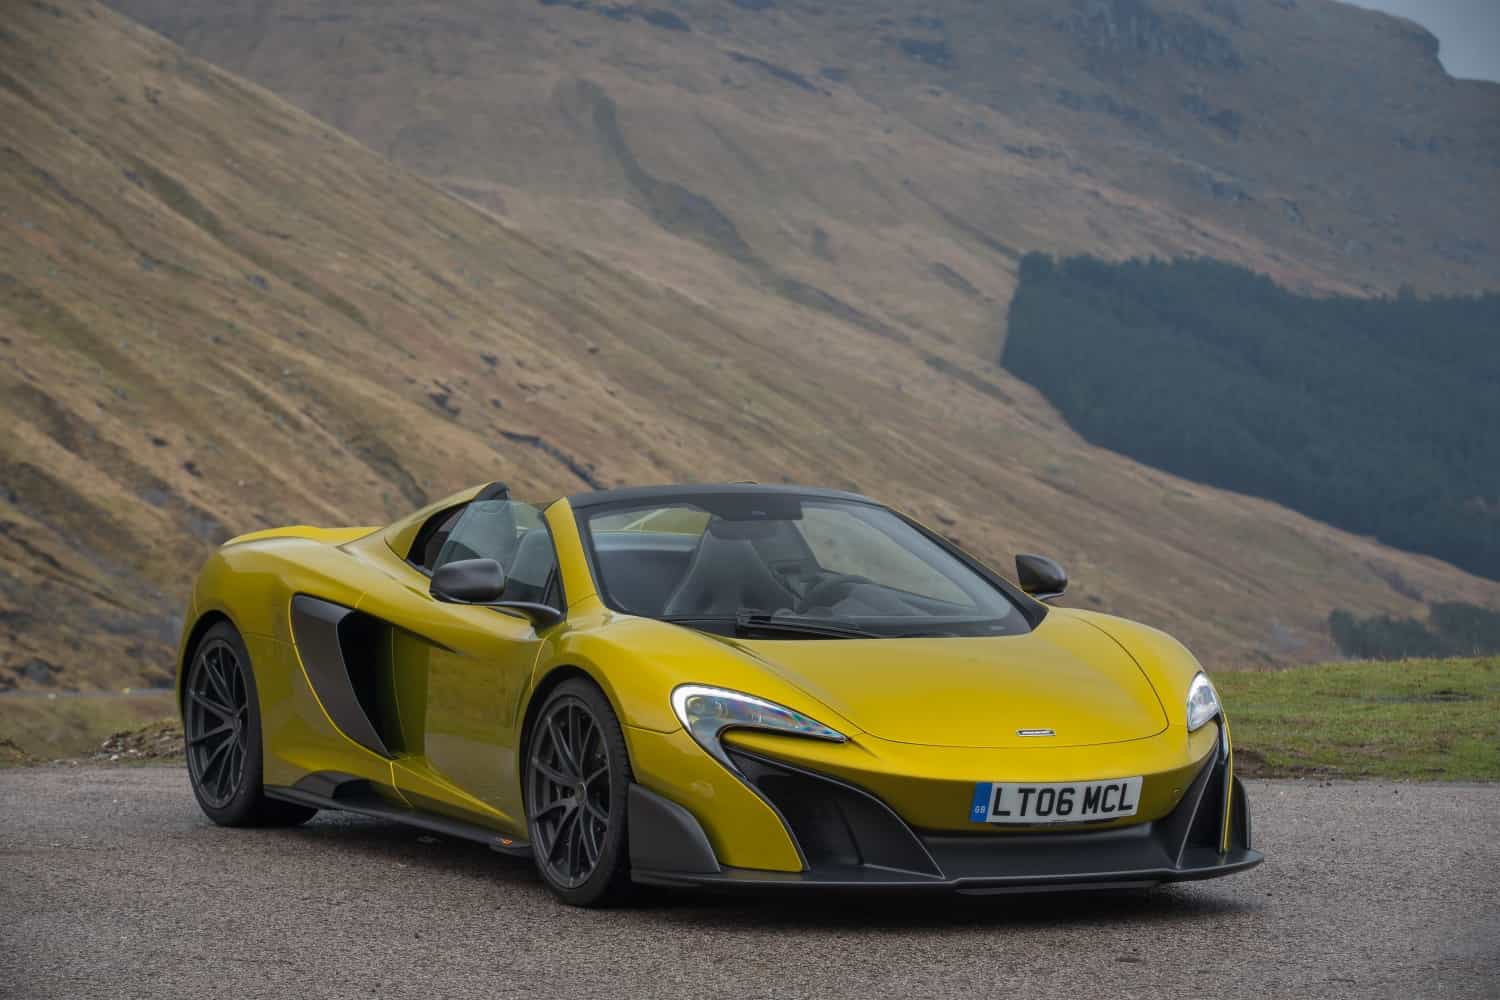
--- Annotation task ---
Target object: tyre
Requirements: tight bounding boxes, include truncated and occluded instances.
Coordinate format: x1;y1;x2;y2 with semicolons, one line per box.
183;621;316;828
524;678;635;907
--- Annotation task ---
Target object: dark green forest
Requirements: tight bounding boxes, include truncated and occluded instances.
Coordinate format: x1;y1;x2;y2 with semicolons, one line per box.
1330;602;1500;660
1001;254;1500;581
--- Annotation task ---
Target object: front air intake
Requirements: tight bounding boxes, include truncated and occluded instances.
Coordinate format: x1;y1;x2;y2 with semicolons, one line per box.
726;749;941;877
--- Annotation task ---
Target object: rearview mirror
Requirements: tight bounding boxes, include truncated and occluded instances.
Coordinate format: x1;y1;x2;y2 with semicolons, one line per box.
707;517;782;541
429;558;564;627
431;558;506;604
1016;554;1068;602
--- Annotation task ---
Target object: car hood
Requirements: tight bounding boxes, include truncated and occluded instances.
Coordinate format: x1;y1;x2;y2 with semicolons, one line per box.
727;611;1168;749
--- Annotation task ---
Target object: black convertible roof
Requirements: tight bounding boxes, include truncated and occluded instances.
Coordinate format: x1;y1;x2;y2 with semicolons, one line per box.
566;482;873;510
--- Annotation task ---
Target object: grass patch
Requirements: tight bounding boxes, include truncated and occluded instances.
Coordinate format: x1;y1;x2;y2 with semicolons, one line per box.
0;691;176;765
1217;657;1499;781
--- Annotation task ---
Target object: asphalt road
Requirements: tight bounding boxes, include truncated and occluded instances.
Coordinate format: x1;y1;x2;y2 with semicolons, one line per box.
2;768;1496;1000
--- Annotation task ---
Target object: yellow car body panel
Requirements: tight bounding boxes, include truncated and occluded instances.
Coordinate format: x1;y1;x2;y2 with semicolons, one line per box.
177;483;1259;893
723;613;1168;749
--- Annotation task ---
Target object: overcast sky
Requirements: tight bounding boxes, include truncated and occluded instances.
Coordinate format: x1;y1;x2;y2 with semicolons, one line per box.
1341;0;1500;82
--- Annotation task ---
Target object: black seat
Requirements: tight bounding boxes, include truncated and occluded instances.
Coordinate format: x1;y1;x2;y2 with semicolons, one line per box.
661;532;796;618
595;548;692;616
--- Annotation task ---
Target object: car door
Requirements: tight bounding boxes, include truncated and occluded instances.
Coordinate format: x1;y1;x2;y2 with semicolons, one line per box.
358;497;561;829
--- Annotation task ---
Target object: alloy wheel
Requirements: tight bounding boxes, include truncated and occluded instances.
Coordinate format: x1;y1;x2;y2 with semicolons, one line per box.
185;638;250;809
527;697;613;889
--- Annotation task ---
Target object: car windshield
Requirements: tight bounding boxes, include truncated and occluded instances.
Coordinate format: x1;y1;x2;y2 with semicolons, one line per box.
579;494;1033;639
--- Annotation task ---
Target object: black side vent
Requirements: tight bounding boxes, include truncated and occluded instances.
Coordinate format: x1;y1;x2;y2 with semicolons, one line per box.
336;609;389;748
289;595;393;758
727;749;941;877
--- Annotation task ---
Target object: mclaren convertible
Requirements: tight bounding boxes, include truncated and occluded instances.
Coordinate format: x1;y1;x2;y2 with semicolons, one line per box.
177;482;1260;905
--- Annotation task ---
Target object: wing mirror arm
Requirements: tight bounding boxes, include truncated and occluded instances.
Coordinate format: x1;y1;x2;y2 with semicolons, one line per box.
488;601;564;628
429;558;564;627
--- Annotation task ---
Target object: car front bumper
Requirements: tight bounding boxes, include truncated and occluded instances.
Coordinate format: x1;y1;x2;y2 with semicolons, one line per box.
628;726;1261;892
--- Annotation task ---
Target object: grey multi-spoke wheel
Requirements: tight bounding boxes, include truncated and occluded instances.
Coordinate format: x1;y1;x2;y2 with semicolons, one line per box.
186;636;249;808
525;679;634;906
184;621;316;828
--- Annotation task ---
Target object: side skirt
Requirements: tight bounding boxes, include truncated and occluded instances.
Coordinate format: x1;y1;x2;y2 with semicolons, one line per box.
266;775;532;859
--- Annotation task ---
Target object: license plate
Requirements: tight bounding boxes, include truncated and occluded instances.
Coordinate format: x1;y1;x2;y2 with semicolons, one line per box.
970;777;1144;824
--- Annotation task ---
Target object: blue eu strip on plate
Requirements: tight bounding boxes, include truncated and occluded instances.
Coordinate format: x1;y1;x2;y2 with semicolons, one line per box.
970;782;992;822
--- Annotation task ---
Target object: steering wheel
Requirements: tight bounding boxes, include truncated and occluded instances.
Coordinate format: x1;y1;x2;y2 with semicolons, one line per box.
794;572;872;613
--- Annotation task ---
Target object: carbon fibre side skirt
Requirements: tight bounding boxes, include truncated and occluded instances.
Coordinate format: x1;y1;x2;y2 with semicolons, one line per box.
265;772;532;858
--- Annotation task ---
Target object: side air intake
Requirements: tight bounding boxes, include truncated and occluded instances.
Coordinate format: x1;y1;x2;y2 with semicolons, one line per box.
289;595;393;758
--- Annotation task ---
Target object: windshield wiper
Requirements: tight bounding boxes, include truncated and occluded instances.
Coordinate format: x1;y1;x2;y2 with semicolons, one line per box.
735;612;884;639
662;612;882;639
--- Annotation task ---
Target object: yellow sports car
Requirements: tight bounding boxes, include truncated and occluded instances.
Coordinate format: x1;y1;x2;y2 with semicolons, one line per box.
178;482;1260;905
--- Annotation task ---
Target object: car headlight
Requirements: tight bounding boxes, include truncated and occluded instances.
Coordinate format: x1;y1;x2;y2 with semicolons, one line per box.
1186;672;1220;732
670;684;846;768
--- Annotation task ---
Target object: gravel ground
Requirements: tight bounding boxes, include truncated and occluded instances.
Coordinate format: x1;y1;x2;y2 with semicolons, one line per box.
1;767;1496;1000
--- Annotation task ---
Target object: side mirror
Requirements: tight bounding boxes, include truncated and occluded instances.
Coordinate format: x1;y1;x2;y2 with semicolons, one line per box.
1015;554;1068;602
431;558;507;604
429;558;564;627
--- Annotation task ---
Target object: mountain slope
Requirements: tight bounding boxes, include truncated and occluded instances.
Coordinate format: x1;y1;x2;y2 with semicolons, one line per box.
1;0;1497;691
105;0;1500;370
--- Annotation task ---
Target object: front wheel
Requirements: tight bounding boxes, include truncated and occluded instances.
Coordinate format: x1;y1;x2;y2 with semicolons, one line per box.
525;678;635;907
184;621;316;828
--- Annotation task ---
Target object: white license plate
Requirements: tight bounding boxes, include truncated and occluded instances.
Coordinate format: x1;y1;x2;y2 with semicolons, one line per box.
970;777;1144;824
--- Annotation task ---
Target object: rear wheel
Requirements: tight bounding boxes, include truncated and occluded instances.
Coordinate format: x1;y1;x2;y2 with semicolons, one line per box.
525;678;635;907
184;621;316;827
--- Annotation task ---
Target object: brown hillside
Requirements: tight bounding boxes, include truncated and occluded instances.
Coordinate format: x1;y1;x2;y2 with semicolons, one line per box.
1;0;1496;692
107;0;1500;368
